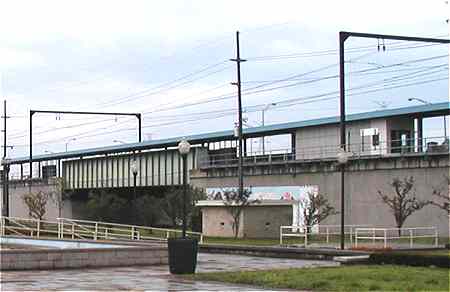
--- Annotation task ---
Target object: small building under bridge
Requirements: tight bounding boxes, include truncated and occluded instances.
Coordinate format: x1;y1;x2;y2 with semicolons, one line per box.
1;102;449;236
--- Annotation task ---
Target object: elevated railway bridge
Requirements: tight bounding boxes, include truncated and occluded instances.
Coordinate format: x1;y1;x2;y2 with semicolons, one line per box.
1;102;449;235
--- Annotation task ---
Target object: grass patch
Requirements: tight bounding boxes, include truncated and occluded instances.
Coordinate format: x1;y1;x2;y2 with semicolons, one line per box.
203;235;355;246
191;265;450;291
203;237;282;246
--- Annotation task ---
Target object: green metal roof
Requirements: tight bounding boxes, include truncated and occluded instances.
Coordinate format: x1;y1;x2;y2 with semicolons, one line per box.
7;102;449;164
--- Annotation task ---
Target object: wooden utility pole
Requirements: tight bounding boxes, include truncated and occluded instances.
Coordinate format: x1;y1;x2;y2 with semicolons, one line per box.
230;31;246;198
2;100;10;216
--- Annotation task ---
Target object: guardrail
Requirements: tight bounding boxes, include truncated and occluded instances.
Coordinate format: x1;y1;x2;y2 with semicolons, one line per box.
280;224;371;247
354;227;438;248
201;136;449;168
57;218;203;243
1;216;59;238
0;216;203;243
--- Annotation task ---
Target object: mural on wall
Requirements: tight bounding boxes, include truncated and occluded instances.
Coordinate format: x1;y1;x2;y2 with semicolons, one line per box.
206;185;319;227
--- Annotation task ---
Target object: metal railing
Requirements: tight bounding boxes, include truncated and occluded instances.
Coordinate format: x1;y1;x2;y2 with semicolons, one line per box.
0;216;59;238
354;227;438;249
0;216;203;243
201;136;449;168
280;224;371;247
57;218;203;243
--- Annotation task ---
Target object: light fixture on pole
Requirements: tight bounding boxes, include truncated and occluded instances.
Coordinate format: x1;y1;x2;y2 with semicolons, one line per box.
178;139;191;238
337;147;350;250
408;98;447;141
113;139;127;144
65;138;76;152
168;139;197;275
261;103;277;155
130;158;138;226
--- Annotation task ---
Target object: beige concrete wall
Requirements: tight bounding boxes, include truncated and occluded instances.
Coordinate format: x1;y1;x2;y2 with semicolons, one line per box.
201;207;244;237
295;117;415;159
5;181;73;221
200;205;292;238
243;206;292;238
295;119;387;159
0;246;168;270
192;166;449;236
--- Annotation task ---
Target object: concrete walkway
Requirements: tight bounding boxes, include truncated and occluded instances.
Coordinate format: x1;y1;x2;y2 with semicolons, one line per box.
0;253;338;290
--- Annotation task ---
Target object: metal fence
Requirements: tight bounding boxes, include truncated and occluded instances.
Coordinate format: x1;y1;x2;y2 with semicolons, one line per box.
0;216;203;243
354;227;438;249
280;224;371;247
200;136;449;168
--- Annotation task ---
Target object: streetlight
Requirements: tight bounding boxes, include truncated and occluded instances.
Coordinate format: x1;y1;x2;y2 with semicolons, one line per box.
113;139;127;144
408;98;447;141
168;139;197;275
261;103;277;155
337;147;351;250
178;139;191;238
130;158;138;226
65;138;76;152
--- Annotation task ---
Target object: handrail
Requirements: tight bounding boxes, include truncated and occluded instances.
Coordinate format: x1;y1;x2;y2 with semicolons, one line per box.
354;227;438;248
57;217;203;243
201;136;449;167
0;216;59;238
0;216;203;244
280;224;371;247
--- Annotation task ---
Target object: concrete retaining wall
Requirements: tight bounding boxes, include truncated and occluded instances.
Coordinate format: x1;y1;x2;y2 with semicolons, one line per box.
0;246;168;270
192;165;450;237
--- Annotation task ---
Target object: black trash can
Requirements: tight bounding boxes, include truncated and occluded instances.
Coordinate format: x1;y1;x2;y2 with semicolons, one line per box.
168;237;198;274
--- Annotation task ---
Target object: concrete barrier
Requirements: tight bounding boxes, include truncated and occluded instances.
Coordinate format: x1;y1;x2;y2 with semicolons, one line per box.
0;237;168;270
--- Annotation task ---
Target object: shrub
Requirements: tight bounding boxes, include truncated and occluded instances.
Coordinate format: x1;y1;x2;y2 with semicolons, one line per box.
370;251;450;268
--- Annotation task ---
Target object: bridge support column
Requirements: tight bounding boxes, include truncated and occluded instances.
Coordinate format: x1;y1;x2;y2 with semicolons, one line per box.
417;117;423;152
291;132;296;158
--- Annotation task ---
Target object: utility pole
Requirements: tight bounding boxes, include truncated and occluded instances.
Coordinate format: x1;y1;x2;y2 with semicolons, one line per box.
338;31;450;251
230;31;246;199
3;100;6;158
29;109;141;191
1;100;10;216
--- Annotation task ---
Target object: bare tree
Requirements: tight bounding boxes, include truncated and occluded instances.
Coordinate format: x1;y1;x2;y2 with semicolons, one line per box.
377;176;431;235
49;178;73;218
431;175;450;215
300;191;338;233
22;191;49;220
222;189;258;239
159;186;206;228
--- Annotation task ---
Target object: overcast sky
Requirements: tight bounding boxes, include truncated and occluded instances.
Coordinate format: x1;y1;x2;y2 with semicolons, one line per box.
1;0;449;160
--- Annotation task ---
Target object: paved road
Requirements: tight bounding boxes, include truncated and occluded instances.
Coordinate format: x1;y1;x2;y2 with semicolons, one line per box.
0;253;338;291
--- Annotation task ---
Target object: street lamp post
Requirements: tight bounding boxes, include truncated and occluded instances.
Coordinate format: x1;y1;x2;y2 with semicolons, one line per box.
408;98;447;141
113;139;127;144
130;159;138;226
337;147;350;250
178;139;191;238
65;138;76;152
261;103;277;155
168;139;197;275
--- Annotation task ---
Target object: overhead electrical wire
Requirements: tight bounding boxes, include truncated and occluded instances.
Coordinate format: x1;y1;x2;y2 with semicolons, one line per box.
20;68;447;148
10;53;448;143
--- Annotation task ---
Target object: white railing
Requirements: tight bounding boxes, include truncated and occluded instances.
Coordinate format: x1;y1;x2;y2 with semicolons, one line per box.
201;136;449;168
57;218;203;243
0;216;203;243
280;224;371;247
0;216;59;238
354;227;438;249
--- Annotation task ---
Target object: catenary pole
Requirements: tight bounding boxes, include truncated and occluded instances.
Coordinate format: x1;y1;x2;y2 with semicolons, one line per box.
230;31;246;199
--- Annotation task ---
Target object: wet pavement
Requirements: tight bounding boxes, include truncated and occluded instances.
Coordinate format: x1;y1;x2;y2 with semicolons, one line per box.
0;253;338;291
